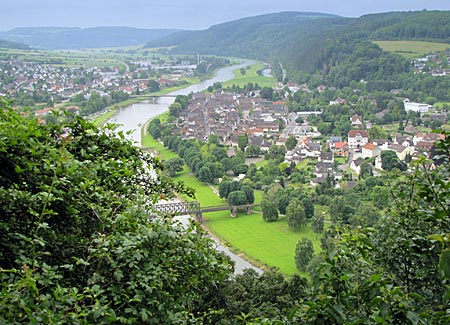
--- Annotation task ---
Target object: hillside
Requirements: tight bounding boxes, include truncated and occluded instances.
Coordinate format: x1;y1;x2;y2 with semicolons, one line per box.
0;26;182;49
0;38;30;50
145;11;341;59
147;10;450;83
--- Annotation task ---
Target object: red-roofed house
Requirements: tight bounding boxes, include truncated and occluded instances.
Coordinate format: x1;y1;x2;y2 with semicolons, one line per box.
34;107;52;117
362;143;381;159
333;142;349;157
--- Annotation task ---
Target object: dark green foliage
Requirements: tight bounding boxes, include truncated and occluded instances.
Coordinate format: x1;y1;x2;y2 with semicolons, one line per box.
381;150;407;171
300;197;314;220
285;135;298;150
295;238;314;271
164;157;184;177
0;100;233;323
210;269;309;324
261;199;279;222
227;190;248;206
287;198;306;231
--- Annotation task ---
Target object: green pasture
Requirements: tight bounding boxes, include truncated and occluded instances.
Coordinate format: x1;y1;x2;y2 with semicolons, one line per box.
203;210;321;275
374;40;450;59
222;62;276;89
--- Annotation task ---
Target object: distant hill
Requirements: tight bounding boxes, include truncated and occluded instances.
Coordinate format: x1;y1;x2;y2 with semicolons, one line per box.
145;12;340;59
0;27;183;49
0;38;30;50
146;10;450;82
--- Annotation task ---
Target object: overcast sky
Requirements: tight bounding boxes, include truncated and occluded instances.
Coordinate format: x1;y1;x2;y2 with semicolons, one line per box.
2;0;449;31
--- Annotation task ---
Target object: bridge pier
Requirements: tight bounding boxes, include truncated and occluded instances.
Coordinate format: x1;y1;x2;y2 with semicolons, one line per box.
195;211;203;223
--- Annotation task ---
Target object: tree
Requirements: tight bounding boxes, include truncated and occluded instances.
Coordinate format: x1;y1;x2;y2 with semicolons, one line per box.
359;159;373;179
381;150;406;171
168;102;182;117
227;190;248;206
0;102;232;323
164;157;184;177
295;238;314;271
237;133;249;152
285;135;298;150
240;67;246;75
261;199;279;222
240;185;255;204
245;144;260;157
301;197;314;220
287;198;307;231
198;166;213;183
370;185;391;209
260;87;274;100
311;214;324;237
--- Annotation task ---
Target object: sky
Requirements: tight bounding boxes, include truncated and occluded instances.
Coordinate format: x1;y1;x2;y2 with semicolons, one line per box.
1;0;450;31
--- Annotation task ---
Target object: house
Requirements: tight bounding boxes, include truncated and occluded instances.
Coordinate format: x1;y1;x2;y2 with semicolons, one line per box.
348;130;369;149
350;115;363;127
34;107;53;117
319;152;334;163
361;143;381;159
333;142;349;157
391;144;415;160
350;159;364;174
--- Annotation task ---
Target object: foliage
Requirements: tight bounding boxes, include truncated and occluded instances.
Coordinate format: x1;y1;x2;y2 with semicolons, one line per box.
0;101;233;323
285;135;298;150
295;238;314;271
227;190;249;206
261;199;279;222
381;150;407;171
286;198;306;231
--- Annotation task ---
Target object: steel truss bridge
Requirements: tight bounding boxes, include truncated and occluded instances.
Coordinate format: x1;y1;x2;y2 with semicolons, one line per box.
152;201;258;222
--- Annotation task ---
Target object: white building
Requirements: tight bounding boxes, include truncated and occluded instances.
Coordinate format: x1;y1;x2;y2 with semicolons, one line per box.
404;99;432;113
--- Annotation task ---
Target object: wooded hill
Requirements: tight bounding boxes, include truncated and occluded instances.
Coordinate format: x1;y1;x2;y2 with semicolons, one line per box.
0;38;30;50
0;27;182;49
147;10;450;84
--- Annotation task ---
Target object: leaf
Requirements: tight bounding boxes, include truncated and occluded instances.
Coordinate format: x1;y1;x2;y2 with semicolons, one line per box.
406;311;419;325
438;249;450;280
428;234;444;244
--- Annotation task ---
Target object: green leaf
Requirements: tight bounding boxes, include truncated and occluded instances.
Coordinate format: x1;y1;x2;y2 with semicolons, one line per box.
406;311;419;325
438;249;450;280
428;234;444;244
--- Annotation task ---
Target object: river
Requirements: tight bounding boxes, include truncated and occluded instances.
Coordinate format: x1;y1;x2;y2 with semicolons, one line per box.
109;60;263;275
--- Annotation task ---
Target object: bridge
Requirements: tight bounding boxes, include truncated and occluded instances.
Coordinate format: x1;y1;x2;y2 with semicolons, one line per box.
152;201;259;222
130;94;178;99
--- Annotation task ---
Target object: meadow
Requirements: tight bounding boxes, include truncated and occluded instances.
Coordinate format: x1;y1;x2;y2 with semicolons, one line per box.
221;62;277;89
373;40;450;59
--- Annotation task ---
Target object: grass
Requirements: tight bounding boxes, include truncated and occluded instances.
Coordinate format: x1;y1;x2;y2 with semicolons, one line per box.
203;211;321;275
374;40;450;59
222;62;276;89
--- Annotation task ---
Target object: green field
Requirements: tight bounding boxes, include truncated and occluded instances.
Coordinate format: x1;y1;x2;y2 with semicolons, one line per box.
374;40;450;59
173;168;321;275
203;210;321;275
222;62;277;89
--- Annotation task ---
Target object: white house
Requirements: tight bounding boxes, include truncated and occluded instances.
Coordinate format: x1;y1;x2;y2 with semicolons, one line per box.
348;130;369;149
361;143;381;159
